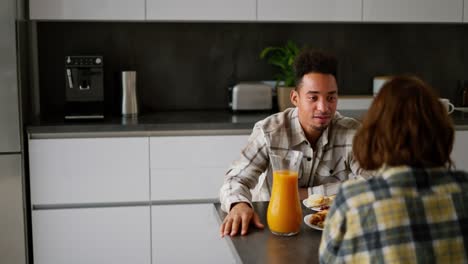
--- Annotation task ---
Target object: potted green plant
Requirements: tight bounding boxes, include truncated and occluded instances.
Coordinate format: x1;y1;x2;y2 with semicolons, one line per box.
260;40;301;111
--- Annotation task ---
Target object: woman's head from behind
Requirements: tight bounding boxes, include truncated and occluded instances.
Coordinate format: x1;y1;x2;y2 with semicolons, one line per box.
353;76;454;170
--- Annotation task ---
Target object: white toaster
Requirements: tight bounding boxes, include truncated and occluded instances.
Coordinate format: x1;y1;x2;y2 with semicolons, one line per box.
229;83;273;111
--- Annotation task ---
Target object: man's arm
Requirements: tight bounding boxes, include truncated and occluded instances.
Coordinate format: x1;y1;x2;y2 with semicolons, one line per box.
219;122;269;212
349;153;374;180
219;202;264;237
219;123;269;236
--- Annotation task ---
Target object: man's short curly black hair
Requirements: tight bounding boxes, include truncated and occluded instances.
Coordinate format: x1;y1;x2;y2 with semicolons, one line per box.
294;49;338;88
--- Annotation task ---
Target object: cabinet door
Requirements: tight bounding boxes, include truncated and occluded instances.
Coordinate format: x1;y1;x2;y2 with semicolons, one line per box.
0;155;26;264
29;0;145;20
151;204;239;264
29;137;149;205
0;0;21;153
465;0;468;22
150;135;248;201
146;0;256;21
258;0;362;21
452;131;468;171
32;206;151;264
363;0;463;22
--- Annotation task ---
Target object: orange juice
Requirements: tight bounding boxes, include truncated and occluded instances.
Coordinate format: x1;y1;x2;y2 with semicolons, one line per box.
267;170;302;236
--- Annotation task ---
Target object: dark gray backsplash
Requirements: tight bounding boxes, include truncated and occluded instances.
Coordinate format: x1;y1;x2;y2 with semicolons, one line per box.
37;22;468;116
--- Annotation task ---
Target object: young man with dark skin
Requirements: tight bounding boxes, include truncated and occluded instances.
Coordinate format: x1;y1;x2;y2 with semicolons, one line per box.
219;50;368;237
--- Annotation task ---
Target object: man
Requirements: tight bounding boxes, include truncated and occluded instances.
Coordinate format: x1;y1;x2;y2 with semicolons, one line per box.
219;49;367;237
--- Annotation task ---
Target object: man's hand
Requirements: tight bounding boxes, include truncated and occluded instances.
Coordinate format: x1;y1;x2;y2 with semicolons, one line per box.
220;202;264;237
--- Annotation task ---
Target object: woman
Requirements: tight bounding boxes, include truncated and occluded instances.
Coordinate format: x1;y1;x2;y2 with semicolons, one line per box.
319;76;468;263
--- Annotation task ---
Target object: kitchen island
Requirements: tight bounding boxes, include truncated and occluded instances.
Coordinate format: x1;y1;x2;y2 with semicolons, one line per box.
215;202;323;264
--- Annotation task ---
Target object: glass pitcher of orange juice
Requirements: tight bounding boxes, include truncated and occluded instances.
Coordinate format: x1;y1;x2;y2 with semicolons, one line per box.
267;149;303;236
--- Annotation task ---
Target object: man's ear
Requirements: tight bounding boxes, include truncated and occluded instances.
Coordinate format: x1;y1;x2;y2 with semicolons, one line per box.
290;89;299;107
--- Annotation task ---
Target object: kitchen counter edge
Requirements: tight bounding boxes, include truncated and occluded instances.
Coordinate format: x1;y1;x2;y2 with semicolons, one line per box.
26;110;468;139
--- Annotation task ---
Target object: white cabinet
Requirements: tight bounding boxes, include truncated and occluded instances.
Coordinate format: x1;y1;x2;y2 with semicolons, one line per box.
146;0;256;21
29;137;149;205
151;204;239;263
29;0;145;20
363;0;463;22
149;135;249;201
28;133;249;263
32;206;151;264
258;0;362;22
452;130;468;171
465;0;468;22
28;0;468;22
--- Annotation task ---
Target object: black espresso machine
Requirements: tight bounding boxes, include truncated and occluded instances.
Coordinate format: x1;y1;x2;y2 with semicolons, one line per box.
64;55;104;120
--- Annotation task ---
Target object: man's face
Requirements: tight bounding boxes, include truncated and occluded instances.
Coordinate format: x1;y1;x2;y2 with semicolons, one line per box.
291;72;338;133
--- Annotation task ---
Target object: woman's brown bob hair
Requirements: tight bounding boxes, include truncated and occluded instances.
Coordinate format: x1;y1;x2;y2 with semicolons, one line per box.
353;76;454;170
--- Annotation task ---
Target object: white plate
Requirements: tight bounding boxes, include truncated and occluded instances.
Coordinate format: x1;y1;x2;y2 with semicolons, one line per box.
302;199;325;212
304;214;324;231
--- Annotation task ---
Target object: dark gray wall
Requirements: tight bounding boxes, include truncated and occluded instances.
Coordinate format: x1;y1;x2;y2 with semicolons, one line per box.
36;22;468;116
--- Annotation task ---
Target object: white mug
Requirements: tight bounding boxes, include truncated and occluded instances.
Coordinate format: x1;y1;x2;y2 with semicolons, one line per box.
373;76;392;95
439;98;455;114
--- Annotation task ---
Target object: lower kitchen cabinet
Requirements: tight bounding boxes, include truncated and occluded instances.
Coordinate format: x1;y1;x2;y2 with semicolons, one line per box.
453;130;468;171
151;204;239;264
32;206;151;264
149;135;249;201
29;137;150;205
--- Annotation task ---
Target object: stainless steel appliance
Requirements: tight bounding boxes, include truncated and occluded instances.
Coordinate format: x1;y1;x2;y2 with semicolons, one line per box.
228;82;273;111
0;0;27;263
121;71;138;116
65;55;104;119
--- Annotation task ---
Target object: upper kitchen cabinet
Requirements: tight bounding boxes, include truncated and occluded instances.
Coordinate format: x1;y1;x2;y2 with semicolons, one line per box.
257;0;362;22
465;0;468;22
363;0;463;23
146;0;256;21
29;0;145;20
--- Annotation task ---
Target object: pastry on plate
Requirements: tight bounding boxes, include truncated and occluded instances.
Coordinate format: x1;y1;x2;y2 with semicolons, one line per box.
308;209;329;228
304;194;335;208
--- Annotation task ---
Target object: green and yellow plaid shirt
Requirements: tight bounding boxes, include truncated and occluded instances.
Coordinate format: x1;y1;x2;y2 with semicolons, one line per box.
320;166;468;264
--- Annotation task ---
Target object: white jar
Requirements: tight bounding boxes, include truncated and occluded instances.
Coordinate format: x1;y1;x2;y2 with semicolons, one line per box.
373;76;392;96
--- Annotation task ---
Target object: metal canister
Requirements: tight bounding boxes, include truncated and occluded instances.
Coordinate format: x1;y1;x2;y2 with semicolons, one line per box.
121;71;138;116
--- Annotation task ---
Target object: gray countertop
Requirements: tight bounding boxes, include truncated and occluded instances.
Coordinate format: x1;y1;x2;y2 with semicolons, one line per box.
27;110;271;137
215;202;323;264
27;109;468;137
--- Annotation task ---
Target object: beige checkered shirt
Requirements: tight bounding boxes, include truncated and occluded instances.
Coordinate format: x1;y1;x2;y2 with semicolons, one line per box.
220;107;368;212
